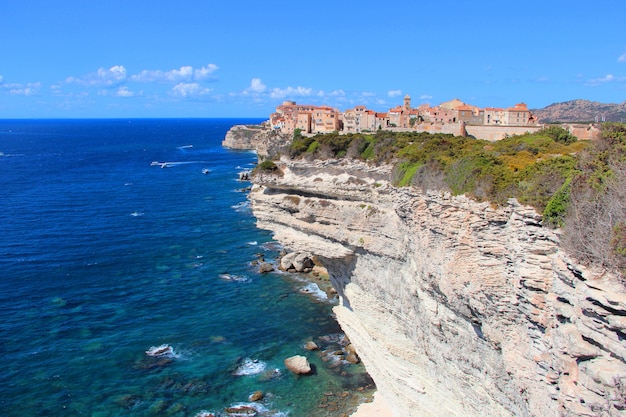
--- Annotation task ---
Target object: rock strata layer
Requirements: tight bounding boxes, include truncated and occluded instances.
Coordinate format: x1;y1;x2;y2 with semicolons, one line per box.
249;157;626;417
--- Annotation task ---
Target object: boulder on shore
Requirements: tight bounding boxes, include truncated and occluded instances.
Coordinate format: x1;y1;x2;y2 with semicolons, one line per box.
258;262;274;273
280;252;314;272
304;341;319;351
284;355;312;375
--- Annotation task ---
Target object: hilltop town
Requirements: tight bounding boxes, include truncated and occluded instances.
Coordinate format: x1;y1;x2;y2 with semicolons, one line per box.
269;96;548;141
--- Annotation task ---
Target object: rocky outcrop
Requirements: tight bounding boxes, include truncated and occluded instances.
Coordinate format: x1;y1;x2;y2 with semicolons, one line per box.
249;157;626;417
222;124;290;161
284;355;312;375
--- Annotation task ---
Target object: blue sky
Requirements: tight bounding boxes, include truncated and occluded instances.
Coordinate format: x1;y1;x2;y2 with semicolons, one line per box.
1;0;625;118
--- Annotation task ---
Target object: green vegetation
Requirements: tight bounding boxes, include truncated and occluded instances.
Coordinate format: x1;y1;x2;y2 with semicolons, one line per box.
288;126;584;209
561;123;626;278
283;123;626;279
257;160;279;172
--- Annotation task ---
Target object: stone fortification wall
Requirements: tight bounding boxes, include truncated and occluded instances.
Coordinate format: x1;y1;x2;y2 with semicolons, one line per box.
249;158;626;417
389;122;466;136
465;125;543;141
564;124;601;141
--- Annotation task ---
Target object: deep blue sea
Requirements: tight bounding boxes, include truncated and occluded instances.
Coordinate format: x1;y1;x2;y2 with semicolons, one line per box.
0;119;373;417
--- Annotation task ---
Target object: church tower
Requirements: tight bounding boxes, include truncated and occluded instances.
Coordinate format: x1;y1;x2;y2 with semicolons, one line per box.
404;94;411;111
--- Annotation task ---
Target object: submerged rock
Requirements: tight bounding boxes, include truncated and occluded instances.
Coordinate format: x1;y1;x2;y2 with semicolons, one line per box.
258;262;274;273
304;341;319;351
224;405;257;416
248;391;264;402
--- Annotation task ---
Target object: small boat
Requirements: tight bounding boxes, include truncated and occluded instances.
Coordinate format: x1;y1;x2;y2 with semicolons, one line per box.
202;169;211;174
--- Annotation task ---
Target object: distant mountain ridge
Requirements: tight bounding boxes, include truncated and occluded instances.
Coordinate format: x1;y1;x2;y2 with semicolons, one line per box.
532;99;626;123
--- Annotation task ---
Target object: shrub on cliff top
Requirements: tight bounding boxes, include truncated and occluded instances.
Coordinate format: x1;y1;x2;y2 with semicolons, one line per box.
561;123;626;279
253;159;283;176
287;129;586;209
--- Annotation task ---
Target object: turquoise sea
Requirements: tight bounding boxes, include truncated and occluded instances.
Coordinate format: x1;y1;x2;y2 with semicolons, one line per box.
0;119;373;417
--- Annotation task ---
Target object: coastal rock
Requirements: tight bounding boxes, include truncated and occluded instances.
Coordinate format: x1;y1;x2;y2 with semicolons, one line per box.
222;124;289;160
248;391;264;402
345;344;360;364
280;252;314;272
284;355;312;375
304;341;319;351
250;157;626;417
258;262;274;273
224;405;257;416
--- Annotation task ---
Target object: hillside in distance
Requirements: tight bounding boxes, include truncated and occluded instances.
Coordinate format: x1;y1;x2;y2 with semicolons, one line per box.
532;99;626;123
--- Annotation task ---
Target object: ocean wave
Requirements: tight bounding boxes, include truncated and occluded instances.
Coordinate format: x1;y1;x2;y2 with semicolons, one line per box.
232;358;267;376
194;411;217;417
231;201;251;212
299;283;329;301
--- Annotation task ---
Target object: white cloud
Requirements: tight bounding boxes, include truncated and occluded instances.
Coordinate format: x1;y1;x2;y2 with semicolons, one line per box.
66;65;127;86
131;64;218;83
0;75;3;84
2;82;41;96
618;53;626;63
388;89;402;97
585;73;626;86
116;86;136;97
247;78;267;93
194;64;219;80
169;66;193;81
171;82;212;98
420;94;433;100
598;74;615;82
269;86;313;99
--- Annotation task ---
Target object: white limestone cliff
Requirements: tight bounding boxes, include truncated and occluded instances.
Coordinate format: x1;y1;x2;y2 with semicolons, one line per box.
222;124;289;160
249;157;626;417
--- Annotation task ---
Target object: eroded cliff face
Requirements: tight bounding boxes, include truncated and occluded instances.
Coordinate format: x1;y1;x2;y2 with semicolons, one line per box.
222;124;289;160
249;158;626;417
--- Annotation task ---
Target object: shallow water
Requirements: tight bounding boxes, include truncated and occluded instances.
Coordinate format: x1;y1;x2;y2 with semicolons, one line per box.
0;119;373;417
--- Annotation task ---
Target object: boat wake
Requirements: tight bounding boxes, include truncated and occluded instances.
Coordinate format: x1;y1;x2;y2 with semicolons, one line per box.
218;274;251;283
145;344;180;359
150;160;210;168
